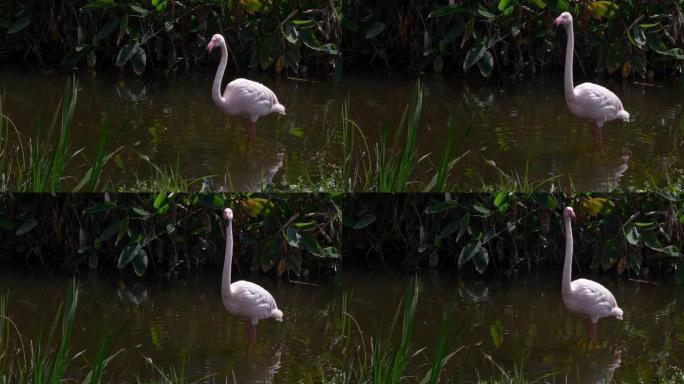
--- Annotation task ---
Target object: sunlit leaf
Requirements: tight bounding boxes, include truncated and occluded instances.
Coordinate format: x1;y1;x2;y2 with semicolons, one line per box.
300;29;321;50
582;197;614;216
132;248;148;276
624;225;640;245
286;227;301;247
490;320;503;348
321;247;339;258
632;26;646;48
117;243;141;269
587;1;618;19
282;23;299;44
242;198;274;217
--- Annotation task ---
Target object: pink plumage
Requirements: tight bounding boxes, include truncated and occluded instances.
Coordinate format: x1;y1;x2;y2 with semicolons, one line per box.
561;207;623;345
555;12;629;146
221;208;283;345
207;34;286;146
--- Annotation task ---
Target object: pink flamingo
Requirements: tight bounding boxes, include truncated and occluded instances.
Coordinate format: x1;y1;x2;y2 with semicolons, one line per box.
207;34;286;147
562;207;623;347
554;12;630;148
221;208;283;345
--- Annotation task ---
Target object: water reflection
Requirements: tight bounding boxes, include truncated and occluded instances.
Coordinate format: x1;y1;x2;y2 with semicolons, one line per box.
2;70;683;190
0;271;681;382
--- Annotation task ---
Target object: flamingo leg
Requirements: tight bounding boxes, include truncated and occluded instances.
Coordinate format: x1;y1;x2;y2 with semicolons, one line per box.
250;324;257;345
583;319;591;339
592;124;604;152
248;122;257;147
592;322;598;344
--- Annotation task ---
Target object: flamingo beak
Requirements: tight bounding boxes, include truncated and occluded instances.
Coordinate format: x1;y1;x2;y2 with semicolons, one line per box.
553;17;562;27
207;41;215;53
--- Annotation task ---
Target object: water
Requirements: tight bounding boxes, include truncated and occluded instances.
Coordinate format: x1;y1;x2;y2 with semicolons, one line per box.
1;270;682;382
1;69;683;190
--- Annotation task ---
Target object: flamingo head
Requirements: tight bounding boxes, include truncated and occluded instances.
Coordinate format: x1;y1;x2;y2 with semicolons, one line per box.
563;206;576;220
207;34;225;53
554;12;572;27
223;208;233;222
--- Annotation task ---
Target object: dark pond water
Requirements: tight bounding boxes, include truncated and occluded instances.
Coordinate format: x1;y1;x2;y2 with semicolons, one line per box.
1;69;683;191
1;270;682;383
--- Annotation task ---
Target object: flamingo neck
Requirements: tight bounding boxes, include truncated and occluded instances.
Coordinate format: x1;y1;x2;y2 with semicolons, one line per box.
562;216;573;296
563;23;575;102
221;220;233;297
212;42;228;107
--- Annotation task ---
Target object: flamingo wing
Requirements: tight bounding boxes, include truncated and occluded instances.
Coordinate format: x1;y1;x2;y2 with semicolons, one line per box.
231;280;280;322
569;278;619;321
223;78;280;121
572;82;624;125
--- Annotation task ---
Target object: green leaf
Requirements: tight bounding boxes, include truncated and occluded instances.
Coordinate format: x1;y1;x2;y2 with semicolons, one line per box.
497;0;511;12
353;214;376;230
477;50;494;77
132;207;151;217
16;218;37;236
587;1;619;19
320;43;338;55
288;126;305;137
438;218;460;239
632;26;646;48
198;193;225;209
8;17;30;34
93;18;119;44
493;192;508;208
97;219;120;242
624;225;640;246
427;200;458;214
290;19;314;25
130;45;146;75
302;234;323;256
129;4;149;16
428;4;460;18
606;43;625;74
472;204;491;216
365;22;385;39
438;22;465;51
646;33;668;54
463;43;486;70
490;320;503;348
531;0;546;9
582;197;614;215
286;227;301;247
132;248;148;276
300;29;321;50
458;240;482;267
477;8;495;20
116;41;140;67
473;247;489;273
534;193;558;209
321;247;339;258
667;48;684;60
259;36;280;70
282;23;299;44
117;244;141;269
81;0;115;11
153;192;166;210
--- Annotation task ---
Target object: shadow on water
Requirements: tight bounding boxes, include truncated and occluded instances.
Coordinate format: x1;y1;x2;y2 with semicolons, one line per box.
1;269;682;382
1;69;683;190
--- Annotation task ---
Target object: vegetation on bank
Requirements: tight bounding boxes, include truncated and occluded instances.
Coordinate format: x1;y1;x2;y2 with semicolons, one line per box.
344;193;684;281
0;193;341;278
1;1;683;79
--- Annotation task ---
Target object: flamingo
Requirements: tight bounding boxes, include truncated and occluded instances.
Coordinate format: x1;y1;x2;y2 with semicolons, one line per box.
207;34;286;147
561;206;623;348
221;208;283;345
554;12;630;148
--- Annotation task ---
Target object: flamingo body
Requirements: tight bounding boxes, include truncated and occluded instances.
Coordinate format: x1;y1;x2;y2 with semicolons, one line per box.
207;34;285;145
221;208;283;344
555;12;629;144
561;207;622;343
